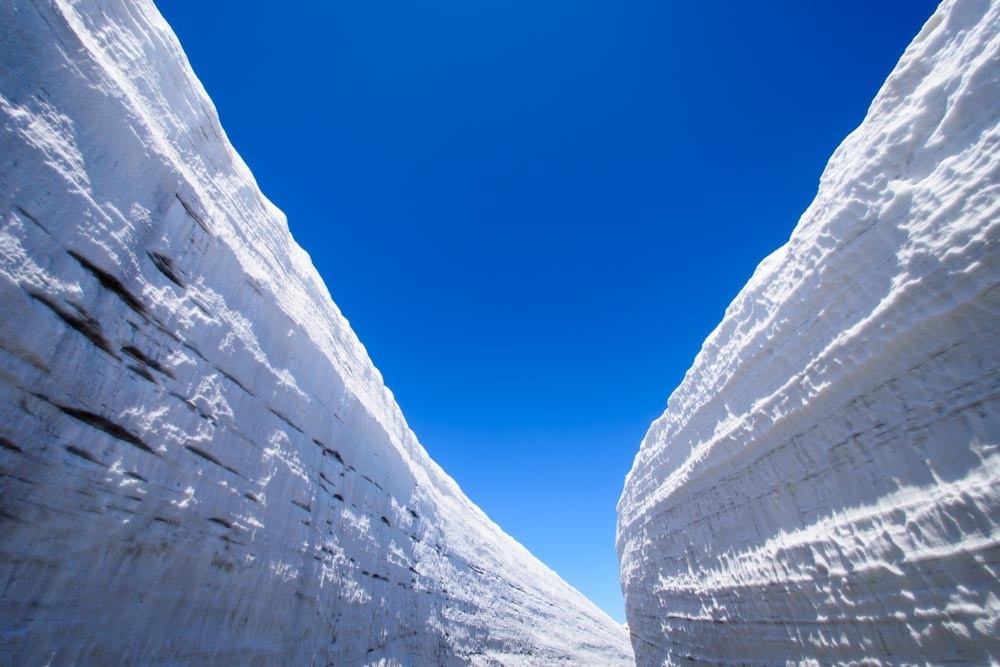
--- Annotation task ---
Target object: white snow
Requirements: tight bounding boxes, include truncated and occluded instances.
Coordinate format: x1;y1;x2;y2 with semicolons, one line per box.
617;0;1000;664
0;1;631;664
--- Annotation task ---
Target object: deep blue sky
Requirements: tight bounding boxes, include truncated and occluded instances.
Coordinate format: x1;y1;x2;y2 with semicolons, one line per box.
158;0;939;622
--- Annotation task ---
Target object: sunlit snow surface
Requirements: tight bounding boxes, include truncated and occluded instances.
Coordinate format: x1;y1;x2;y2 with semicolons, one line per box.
0;1;632;664
618;0;999;664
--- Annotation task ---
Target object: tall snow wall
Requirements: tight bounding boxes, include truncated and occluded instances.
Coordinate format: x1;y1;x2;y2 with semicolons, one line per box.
618;0;1000;664
0;1;632;664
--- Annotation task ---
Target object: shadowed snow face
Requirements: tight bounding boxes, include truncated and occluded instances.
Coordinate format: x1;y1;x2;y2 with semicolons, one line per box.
0;1;632;664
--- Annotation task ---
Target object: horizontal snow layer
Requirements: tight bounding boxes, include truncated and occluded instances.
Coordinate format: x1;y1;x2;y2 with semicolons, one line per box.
0;1;631;664
617;0;1000;664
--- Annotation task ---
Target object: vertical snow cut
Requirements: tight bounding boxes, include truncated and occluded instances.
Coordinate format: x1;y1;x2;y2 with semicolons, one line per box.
0;0;632;664
617;0;1000;664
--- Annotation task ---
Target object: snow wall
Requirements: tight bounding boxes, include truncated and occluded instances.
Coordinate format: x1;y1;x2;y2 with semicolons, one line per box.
617;1;1000;664
0;1;632;664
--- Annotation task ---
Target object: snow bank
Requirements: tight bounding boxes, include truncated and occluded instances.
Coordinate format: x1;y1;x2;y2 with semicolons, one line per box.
618;0;1000;664
0;1;631;664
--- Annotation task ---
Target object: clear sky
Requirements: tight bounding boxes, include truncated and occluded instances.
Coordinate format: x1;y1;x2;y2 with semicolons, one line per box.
157;0;939;622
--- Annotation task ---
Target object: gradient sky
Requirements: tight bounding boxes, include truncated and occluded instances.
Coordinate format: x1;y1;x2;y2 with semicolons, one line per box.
158;0;940;622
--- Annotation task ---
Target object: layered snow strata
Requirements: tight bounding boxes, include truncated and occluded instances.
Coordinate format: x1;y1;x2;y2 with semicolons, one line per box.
0;1;632;664
618;0;1000;664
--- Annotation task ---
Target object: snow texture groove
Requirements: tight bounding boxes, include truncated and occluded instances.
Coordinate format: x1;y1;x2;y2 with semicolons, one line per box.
0;1;632;664
617;0;1000;664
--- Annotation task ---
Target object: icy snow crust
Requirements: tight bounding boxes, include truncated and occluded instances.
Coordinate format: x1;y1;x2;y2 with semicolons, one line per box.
0;1;632;664
617;0;1000;664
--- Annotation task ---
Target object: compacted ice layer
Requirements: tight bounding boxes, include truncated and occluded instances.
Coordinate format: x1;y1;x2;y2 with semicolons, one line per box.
618;0;1000;664
0;1;632;664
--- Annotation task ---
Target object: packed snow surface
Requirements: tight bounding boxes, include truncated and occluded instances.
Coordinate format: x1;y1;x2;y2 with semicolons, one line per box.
618;0;1000;664
0;1;632;664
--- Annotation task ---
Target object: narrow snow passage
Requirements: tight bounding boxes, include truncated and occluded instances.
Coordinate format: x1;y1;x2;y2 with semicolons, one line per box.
0;1;632;664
